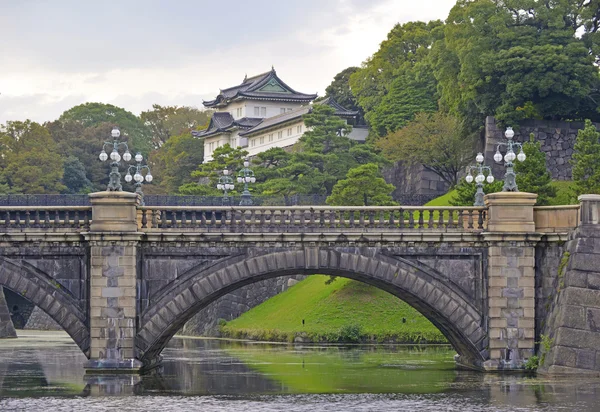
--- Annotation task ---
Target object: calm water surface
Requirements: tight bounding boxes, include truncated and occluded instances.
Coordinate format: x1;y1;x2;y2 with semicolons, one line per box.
0;331;599;411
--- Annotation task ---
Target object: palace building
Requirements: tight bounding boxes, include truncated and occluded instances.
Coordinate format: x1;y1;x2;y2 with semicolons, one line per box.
193;68;365;162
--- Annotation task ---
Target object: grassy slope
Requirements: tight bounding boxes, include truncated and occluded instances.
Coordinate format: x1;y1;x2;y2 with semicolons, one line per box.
425;181;577;207
221;275;446;343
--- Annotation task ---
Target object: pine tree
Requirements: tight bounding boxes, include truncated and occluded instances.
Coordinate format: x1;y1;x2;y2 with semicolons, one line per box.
450;180;503;206
514;134;556;205
572;120;600;196
326;163;397;206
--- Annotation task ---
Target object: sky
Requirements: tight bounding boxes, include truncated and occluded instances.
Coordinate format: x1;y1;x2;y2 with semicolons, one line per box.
0;0;457;124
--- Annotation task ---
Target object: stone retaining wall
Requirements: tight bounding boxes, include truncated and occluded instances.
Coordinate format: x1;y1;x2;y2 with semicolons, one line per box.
484;116;600;181
539;225;600;375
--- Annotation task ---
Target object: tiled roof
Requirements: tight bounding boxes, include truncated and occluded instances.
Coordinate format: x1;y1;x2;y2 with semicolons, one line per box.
192;114;262;138
318;97;359;117
203;68;317;108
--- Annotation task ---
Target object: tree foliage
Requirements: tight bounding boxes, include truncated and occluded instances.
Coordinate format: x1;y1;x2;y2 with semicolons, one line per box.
323;67;364;122
47;120;114;192
149;132;206;194
59;102;154;155
0;121;65;194
179;144;248;195
434;0;600;129
63;156;93;194
140;104;212;147
350;20;443;137
375;112;476;187
326;163;397;206
572;119;600;195
514;134;556;205
450;179;503;206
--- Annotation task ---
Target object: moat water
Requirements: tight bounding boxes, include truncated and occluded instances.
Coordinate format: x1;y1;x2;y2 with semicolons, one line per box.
0;331;599;411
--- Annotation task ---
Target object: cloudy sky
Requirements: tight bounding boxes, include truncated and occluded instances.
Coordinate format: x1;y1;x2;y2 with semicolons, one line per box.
0;0;456;124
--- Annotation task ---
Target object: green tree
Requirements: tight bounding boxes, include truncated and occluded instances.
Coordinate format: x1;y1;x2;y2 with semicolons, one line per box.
62;156;93;194
0;121;65;194
301;104;352;154
434;0;600;129
178;144;248;195
450;180;503;206
322;67;364;121
349;20;443;136
572;119;600;195
46;120;114;191
514;134;556;205
140;104;212;147
149;132;205;194
376;112;476;187
59;102;153;155
327;163;397;206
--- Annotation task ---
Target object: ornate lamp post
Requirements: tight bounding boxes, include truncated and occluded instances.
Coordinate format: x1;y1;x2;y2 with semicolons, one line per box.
124;153;153;205
237;160;256;206
493;127;527;192
216;169;235;205
99;128;132;191
465;152;495;206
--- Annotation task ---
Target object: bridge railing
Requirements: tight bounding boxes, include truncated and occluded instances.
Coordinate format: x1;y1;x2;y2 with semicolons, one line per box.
137;206;487;232
0;206;92;232
533;205;580;233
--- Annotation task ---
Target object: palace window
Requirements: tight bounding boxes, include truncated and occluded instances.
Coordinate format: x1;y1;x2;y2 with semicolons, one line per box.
287;128;292;136
260;136;264;144
269;134;273;142
297;125;302;134
251;139;256;147
261;107;266;117
254;107;260;116
278;131;283;139
280;108;286;114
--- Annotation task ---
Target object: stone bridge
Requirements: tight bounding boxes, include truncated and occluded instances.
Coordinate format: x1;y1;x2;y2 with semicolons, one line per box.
0;191;597;375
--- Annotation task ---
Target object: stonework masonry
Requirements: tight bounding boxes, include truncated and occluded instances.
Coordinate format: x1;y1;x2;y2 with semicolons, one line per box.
484;116;600;181
539;195;600;375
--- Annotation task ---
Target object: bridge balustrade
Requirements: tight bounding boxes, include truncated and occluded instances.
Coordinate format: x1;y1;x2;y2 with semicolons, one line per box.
137;206;487;232
0;206;92;231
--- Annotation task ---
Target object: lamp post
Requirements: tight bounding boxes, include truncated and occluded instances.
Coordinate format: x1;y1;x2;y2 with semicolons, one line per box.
465;152;495;206
124;153;153;205
237;160;256;206
217;169;234;205
99;128;132;191
493;127;527;192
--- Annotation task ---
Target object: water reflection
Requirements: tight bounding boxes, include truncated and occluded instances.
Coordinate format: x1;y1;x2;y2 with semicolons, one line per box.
0;331;600;411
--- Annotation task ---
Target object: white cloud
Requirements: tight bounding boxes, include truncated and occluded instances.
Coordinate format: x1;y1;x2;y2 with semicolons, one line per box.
0;0;456;124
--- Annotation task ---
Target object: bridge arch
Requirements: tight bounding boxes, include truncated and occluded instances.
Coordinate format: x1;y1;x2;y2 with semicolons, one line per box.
0;257;89;357
137;249;488;369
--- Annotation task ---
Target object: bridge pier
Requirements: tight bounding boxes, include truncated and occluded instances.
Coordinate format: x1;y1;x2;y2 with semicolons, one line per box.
84;192;143;373
483;192;538;370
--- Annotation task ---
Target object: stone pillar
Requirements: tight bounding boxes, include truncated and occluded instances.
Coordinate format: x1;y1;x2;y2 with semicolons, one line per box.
484;192;538;370
85;191;142;373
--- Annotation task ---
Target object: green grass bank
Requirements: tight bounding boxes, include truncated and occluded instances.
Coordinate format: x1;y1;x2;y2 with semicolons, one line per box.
220;275;447;344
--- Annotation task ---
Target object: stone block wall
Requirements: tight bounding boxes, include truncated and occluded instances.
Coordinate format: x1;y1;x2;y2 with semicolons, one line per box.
539;226;600;375
382;161;449;201
484;116;600;181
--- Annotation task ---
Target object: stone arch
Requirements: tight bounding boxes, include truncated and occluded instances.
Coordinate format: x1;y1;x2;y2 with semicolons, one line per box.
137;249;487;369
0;257;89;357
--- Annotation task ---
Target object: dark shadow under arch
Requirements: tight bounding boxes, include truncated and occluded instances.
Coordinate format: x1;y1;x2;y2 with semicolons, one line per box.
137;249;488;369
0;257;89;357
